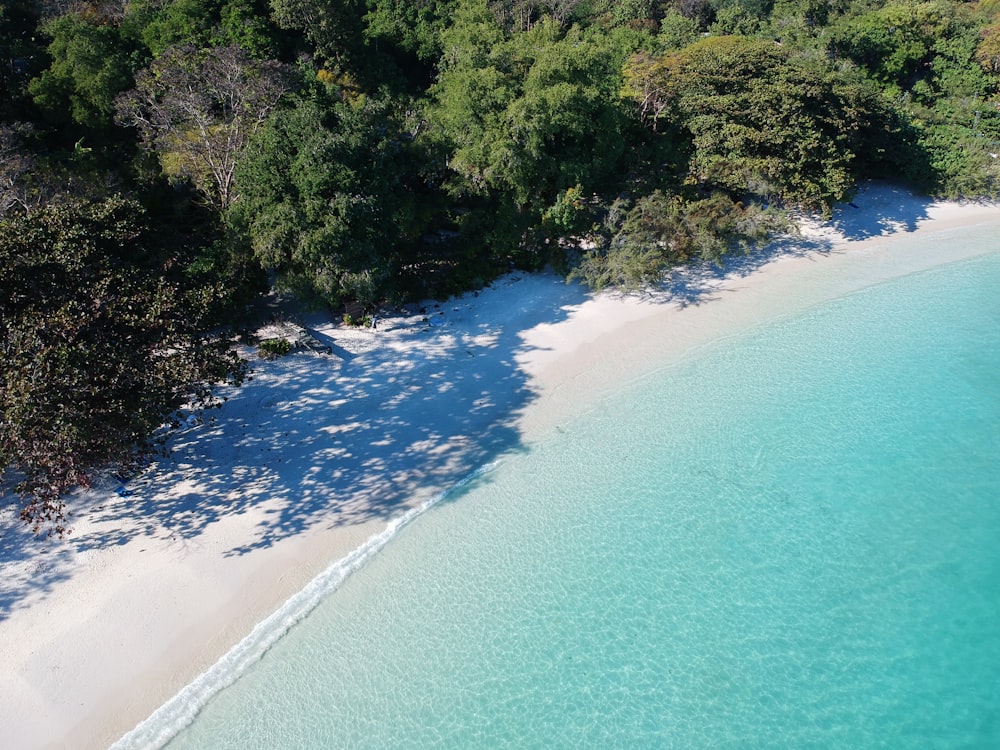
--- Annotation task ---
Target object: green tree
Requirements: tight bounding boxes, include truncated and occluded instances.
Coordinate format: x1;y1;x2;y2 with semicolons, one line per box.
623;35;901;211
504;23;627;203
125;0;282;58
364;0;456;61
269;0;366;66
29;14;135;130
828;0;957;91
656;9;701;50
0;196;247;532
430;6;627;212
129;0;218;55
486;0;587;31
427;5;635;268
570;191;789;290
216;0;283;57
231;84;435;306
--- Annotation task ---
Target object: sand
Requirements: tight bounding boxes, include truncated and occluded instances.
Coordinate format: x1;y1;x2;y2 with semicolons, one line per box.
2;183;1000;750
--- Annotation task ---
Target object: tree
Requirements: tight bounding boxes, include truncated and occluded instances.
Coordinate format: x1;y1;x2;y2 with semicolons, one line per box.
269;0;366;66
623;36;898;211
487;0;586;31
0;196;247;532
0;123;38;217
827;0;957;91
116;44;294;211
570;190;788;290
427;6;635;268
976;21;1000;76
430;7;627;211
503;23;627;203
231;79;441;306
127;0;218;56
29;14;135;130
125;0;283;58
0;123;127;218
363;0;456;62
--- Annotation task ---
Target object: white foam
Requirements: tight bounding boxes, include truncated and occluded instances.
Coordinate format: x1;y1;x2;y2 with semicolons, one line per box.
108;461;499;750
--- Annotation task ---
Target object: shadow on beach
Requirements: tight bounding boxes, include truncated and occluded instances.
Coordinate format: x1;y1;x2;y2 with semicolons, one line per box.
0;505;75;620
0;182;938;618
827;182;935;240
65;274;591;560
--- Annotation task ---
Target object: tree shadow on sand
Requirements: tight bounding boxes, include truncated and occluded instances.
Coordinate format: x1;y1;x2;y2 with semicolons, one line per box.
826;182;935;240
0;502;74;620
62;274;591;558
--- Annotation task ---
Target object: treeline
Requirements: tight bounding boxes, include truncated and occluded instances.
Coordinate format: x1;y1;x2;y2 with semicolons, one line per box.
7;0;1000;299
3;0;1000;526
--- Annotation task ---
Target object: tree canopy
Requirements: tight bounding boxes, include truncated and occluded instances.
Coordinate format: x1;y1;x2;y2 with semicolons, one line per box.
623;36;900;211
0;197;246;530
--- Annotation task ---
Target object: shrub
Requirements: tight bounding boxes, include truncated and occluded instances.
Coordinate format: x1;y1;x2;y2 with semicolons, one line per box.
258;337;292;359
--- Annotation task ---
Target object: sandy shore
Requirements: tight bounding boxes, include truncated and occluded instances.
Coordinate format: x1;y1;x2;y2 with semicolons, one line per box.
2;183;1000;750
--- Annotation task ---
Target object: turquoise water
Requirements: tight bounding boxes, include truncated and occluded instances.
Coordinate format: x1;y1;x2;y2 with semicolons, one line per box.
164;251;1000;749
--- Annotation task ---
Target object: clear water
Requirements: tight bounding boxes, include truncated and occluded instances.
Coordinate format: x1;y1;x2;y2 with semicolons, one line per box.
164;251;1000;749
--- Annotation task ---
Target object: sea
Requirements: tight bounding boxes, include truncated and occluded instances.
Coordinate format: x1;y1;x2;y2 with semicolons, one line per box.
122;240;1000;749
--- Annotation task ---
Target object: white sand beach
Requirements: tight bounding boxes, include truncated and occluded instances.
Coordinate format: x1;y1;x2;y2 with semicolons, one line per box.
3;183;1000;750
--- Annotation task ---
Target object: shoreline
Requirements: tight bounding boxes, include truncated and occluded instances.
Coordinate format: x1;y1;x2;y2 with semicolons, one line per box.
3;184;1000;750
516;191;1000;439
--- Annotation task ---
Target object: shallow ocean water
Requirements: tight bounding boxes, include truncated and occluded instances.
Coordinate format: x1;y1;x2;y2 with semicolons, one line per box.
163;251;1000;749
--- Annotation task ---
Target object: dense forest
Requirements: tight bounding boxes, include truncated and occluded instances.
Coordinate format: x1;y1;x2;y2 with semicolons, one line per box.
3;0;1000;528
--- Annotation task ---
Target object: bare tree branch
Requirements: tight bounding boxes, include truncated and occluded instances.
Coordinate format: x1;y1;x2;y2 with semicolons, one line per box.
0;124;39;217
116;45;295;211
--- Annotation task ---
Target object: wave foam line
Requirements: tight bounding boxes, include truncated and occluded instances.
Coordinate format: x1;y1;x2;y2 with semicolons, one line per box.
109;460;499;750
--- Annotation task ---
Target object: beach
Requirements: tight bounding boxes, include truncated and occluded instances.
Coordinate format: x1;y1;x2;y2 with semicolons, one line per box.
3;183;1000;750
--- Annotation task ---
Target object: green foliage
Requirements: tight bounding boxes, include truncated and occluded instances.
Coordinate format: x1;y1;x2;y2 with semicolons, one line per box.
570;191;791;290
820;2;999;194
5;0;1000;527
231;84;434;306
828;1;958;90
710;3;765;36
422;4;649;272
429;5;630;223
909;105;1000;197
923;28;991;103
364;0;457;61
10;0;997;287
270;0;367;66
258;337;293;358
623;36;909;212
125;0;283;59
29;15;135;130
603;0;657;28
130;0;217;56
217;0;285;57
0;196;247;532
542;184;593;236
117;44;295;210
656;9;701;49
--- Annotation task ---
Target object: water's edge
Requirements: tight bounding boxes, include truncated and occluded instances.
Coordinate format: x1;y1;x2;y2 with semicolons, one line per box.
109;462;499;750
